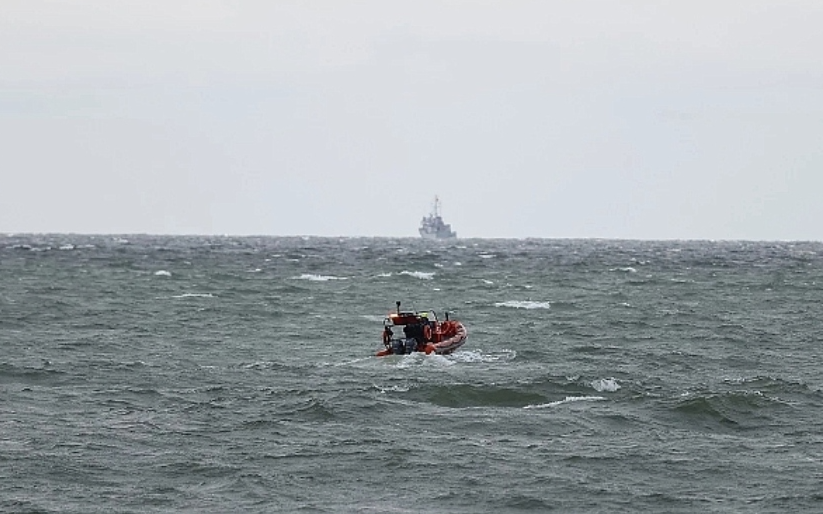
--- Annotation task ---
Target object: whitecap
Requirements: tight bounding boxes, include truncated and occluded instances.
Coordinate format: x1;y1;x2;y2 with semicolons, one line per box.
242;361;278;370
449;349;517;363
394;354;422;369
399;271;435;280
154;270;172;277
481;279;494;285
611;267;637;273
383;352;455;369
494;300;551;310
524;396;606;409
591;377;621;393
293;274;346;281
170;293;215;299
59;244;75;251
373;383;411;393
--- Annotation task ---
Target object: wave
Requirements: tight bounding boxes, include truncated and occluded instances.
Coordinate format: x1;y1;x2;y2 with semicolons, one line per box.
270;283;310;294
524;396;607;409
373;383;412;394
669;390;790;430
277;398;336;422
394;353;455;369
236;361;298;373
380;374;613;409
399;271;435;280
591;377;621;392
610;266;638;273
722;375;821;396
0;363;69;386
410;383;548;408
448;349;517;363
367;348;517;368
495;300;551;310
292;274;347;281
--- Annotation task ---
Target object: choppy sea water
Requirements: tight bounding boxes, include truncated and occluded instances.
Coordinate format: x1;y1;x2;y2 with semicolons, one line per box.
1;235;822;513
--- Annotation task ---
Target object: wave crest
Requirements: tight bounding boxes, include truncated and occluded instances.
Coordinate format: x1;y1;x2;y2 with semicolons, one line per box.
399;271;435;280
495;300;551;310
293;274;346;281
524;396;607;409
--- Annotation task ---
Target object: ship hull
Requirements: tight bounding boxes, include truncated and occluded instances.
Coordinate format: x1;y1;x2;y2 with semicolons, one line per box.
419;228;456;240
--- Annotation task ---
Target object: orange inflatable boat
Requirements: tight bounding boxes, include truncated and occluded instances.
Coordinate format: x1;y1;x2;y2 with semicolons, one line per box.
376;301;468;356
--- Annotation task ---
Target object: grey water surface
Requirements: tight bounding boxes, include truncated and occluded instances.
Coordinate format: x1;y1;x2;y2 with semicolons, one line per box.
2;235;822;513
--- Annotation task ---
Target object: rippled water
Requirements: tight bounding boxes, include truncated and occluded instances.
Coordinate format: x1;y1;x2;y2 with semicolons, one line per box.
2;235;822;513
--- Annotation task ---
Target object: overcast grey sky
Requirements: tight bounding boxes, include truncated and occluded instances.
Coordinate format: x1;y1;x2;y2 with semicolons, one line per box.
2;1;822;239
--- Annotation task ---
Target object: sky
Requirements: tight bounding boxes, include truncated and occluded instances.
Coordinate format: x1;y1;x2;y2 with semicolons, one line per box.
2;1;823;240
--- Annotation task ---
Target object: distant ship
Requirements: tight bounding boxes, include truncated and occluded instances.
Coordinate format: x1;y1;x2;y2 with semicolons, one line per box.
419;196;457;239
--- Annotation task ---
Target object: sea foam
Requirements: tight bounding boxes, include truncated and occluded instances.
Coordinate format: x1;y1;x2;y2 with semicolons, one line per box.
170;293;215;299
591;378;621;392
495;300;551;310
524;396;607;409
293;274;346;281
399;271;435;280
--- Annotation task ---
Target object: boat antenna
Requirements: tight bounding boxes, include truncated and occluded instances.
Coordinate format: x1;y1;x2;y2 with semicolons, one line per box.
396;301;401;314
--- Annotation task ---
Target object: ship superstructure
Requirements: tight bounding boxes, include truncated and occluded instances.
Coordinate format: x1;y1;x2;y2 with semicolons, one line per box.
419;196;457;239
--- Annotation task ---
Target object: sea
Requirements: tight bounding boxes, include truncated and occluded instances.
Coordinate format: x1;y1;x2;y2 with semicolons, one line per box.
1;234;822;513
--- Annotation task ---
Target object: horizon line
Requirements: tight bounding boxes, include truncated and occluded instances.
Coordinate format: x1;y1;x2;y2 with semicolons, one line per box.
2;232;821;244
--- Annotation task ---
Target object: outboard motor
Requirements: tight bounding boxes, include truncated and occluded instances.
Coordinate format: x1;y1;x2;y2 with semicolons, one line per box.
391;336;418;354
391;338;405;355
403;337;417;354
